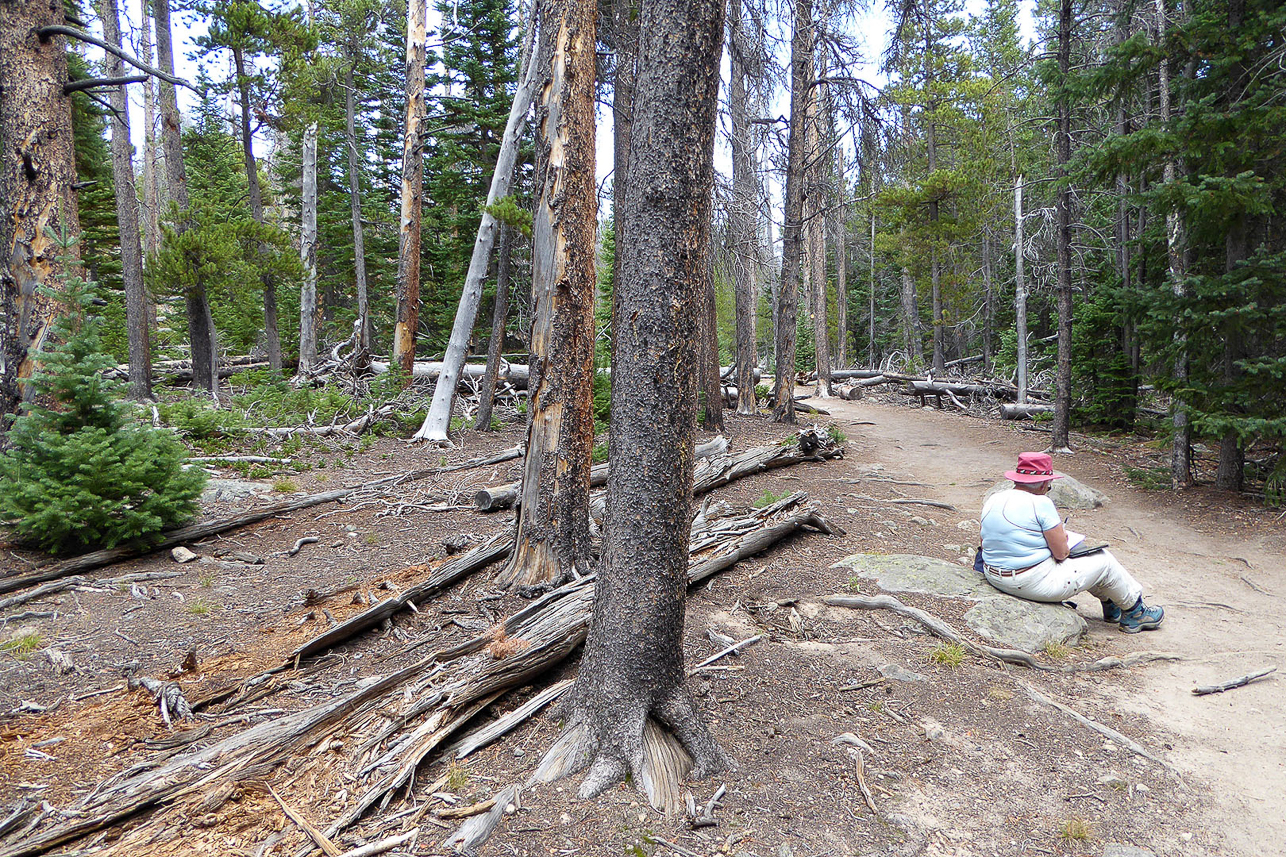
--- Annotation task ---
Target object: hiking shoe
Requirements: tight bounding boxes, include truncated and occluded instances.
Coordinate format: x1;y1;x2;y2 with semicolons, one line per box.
1119;600;1164;633
1101;600;1121;624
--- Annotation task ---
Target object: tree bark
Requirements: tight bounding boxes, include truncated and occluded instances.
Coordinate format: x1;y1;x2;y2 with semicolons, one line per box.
492;0;596;594
774;0;812;424
898;255;923;363
981;232;993;372
101;0;151;400
233;47;280;372
1156;0;1190;486
343;51;371;358
0;0;82;419
392;0;428;377
543;0;728;801
923;18;945;377
154;0;217;395
139;3;160;260
1014;173;1028;403
833;145;847;369
414;8;537;442
868;212;876;366
475;224;512;431
299;113;320;375
1051;0;1073;452
609;0;638;321
728;0;758;415
806;46;830;397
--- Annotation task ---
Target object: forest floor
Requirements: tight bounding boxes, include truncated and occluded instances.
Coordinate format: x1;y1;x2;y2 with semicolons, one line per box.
1;386;1283;857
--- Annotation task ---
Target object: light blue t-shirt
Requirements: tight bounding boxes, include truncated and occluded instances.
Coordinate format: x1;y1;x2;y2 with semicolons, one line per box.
980;489;1061;570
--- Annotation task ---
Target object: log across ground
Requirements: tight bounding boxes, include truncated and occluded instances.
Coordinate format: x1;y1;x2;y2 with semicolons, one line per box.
0;402;1282;857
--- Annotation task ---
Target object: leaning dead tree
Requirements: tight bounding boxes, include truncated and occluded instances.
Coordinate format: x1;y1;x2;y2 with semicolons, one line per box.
4;493;841;857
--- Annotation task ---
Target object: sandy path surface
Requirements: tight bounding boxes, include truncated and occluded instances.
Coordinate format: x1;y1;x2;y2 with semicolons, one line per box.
821;395;1286;856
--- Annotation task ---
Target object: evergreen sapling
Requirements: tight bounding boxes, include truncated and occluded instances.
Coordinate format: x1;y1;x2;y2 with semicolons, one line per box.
0;232;206;553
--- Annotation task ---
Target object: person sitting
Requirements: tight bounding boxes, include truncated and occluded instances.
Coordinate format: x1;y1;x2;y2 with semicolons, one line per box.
979;452;1164;634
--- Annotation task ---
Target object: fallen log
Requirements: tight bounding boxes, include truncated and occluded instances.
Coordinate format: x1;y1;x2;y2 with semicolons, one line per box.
371;360;531;390
1000;403;1055;420
474;435;731;513
1192;666;1276;696
826;369;886;381
8;496;840;856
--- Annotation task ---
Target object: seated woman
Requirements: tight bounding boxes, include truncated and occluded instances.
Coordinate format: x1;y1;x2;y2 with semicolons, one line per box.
980;452;1164;634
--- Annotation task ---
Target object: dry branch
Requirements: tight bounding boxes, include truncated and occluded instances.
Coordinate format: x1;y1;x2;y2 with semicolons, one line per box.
1192;666;1276;696
1019;682;1175;771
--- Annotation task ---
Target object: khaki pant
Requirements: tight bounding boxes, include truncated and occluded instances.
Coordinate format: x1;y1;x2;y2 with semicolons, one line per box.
983;549;1142;610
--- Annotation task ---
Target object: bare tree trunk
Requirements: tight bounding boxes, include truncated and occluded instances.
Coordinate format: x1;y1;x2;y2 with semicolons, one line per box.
414;7;536;442
833;146;847;369
343;53;371;358
805;47;830;398
139;3;160;259
728;0;758;415
233;47;281;373
1051;0;1073;452
392;0;427;377
541;0;729;800
981;232;993;372
475;225;512;432
868;212;876;367
299;117;319;375
700;249;723;430
924;26;945;377
1014;173;1028;404
155;0;216;395
1156;0;1190;486
101;0;151;400
898;249;923;364
774;0;811;423
493;0;597;593
1;0;82;418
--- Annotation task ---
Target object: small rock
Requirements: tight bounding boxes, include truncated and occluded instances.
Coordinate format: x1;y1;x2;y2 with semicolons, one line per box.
910;515;931;526
1096;774;1127;788
921;718;945;742
559;813;572;825
171;546;198;564
879;663;928;683
1135;783;1150;794
513;748;525;757
46;649;74;675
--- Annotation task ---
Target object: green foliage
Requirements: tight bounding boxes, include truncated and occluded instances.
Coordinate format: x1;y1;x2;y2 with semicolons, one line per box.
825;424;847;445
752;489;791;509
0;237;206;554
592;372;612;435
929;642;966;669
591;441;609;464
484;196;533;238
1123;465;1170;491
2;632;42;658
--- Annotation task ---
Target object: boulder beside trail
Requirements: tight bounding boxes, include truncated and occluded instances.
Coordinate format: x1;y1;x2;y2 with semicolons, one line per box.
834;553;1088;653
984;474;1108;510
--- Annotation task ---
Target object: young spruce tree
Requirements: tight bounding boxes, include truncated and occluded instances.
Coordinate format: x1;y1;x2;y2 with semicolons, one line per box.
0;233;206;554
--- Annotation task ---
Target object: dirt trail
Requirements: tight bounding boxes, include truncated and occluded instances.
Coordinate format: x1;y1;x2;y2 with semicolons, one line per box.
823;396;1286;856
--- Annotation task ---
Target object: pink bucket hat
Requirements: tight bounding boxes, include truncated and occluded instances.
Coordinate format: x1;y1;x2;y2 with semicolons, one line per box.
1004;451;1063;484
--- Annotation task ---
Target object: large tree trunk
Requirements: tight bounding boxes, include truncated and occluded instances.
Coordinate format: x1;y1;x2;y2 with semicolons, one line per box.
0;0;81;418
154;0;217;395
805;46;830;398
1051;0;1073;453
728;0;758;415
541;0;728;800
298;115;320;375
699;259;724;430
1156;0;1189;486
414;9;537;443
833;145;847;369
898;255;923;363
868;212;876;366
474;225;513;432
924;25;945;377
392;0;427;377
773;0;811;424
101;0;151;401
343;52;371;358
492;0;596;594
1014;173;1028;403
139;4;160;259
981;232;993;372
234;47;281;373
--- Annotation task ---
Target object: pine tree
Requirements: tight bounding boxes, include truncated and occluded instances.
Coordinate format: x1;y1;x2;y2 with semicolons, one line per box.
0;232;205;554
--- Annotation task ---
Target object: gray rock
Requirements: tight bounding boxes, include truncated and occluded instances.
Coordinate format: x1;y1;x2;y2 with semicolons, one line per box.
984;475;1108;510
171;546;198;564
1102;846;1156;857
834;554;995;600
834;553;1086;652
879;663;929;683
963;597;1087;653
201;478;271;505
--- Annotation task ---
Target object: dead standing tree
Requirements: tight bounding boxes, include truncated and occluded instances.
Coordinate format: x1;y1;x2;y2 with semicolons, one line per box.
392;0;427;377
774;0;813;424
492;0;597;593
534;0;729;799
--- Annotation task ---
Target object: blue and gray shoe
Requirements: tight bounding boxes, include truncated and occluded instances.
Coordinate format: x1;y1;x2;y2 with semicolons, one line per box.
1101;600;1121;624
1119;599;1164;633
